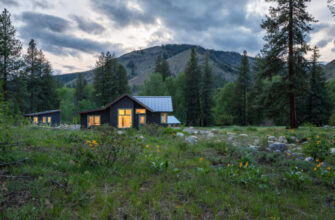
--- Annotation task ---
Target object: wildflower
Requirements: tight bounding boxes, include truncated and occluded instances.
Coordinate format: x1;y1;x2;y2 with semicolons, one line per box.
239;162;243;168
327;167;331;171
315;158;320;162
289;129;294;133
225;147;228;151
89;143;93;147
245;162;248;168
317;163;321;168
199;157;204;163
146;145;149;149
78;163;81;168
314;167;317;171
84;170;90;175
175;205;182;209
316;140;320;145
286;152;291;157
92;140;96;144
86;140;91;144
316;135;319;139
136;201;142;206
227;163;230;167
156;145;160;148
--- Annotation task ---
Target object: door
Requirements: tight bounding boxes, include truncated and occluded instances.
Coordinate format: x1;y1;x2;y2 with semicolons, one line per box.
118;109;132;128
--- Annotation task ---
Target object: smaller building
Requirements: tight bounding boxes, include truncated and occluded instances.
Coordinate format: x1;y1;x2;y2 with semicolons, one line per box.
167;116;181;127
24;110;61;126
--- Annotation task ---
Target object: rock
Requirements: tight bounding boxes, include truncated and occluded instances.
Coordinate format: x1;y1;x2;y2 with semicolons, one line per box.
331;148;335;154
278;136;288;144
176;132;185;137
199;130;209;134
254;139;260;145
186;136;198;145
227;136;234;142
268;140;274;145
117;130;124;135
227;132;236;136
232;142;239;147
269;142;287;152
290;136;297;142
304;157;314;162
268;136;276;141
211;129;219;134
292;152;304;159
249;145;259;151
323;125;330;128
207;133;215;138
287;143;296;148
240;134;248;137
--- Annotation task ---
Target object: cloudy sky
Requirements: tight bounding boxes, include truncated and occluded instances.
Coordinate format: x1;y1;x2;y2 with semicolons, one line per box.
1;0;334;75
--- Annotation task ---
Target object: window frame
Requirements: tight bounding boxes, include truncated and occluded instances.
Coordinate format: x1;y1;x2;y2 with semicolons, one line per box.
161;113;167;124
33;116;38;124
43;116;46;123
138;115;146;125
47;116;52;124
135;109;146;114
117;108;132;129
87;115;101;128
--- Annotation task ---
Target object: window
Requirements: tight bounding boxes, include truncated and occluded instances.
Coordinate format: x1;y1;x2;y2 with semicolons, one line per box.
88;115;101;127
47;117;51;123
118;109;132;128
161;113;167;123
136;109;146;114
43;117;46;123
139;115;146;125
33;117;38;123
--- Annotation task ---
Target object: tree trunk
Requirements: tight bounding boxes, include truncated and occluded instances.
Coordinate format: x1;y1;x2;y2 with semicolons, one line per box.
288;0;298;129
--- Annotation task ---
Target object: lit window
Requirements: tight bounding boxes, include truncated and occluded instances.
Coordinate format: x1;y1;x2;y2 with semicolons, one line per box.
136;109;146;114
88;115;101;127
33;117;38;123
118;109;132;128
43;117;46;123
139;115;146;125
47;117;51;123
161;113;167;123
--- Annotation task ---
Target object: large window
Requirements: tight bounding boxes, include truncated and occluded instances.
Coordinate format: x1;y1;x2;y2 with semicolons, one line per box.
43;117;46;123
33;116;38;123
139;115;146;125
47;117;52;123
161;113;167;123
88;115;101;127
118;109;132;128
136;109;146;114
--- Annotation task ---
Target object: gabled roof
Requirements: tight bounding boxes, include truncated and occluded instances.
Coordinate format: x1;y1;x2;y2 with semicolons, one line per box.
134;96;173;112
167;116;181;124
24;109;60;117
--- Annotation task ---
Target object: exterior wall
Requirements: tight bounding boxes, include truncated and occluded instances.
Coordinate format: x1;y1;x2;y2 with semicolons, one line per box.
110;96;135;128
28;112;60;126
80;109;109;129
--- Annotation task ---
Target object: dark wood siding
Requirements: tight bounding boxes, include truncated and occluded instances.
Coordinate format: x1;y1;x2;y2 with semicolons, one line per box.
80;109;109;129
27;112;60;126
110;96;135;128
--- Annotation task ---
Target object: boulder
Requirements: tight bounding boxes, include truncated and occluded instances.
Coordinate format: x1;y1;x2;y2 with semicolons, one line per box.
304;157;314;162
254;139;260;146
278;136;288;144
117;130;124;135
268;136;276;141
227;136;234;142
211;129;219;134
186;136;198;145
207;133;215;138
269;142;287;152
232;142;239;147
227;132;236;136
176;132;185;137
323;125;330;128
331;148;335;154
249;145;259;151
292;152;304;159
290;136;297;142
240;134;248;137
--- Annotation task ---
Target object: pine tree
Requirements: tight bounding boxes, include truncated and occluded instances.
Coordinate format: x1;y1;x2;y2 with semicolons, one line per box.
117;63;130;95
306;47;331;125
261;0;316;128
0;8;22;101
232;50;250;125
75;73;87;106
184;48;201;126
155;55;171;81
200;52;214;126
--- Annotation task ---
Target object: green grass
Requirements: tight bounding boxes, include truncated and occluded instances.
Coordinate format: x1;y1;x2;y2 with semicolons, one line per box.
0;125;334;219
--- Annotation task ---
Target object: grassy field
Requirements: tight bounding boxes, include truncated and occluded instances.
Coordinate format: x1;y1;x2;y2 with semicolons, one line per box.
0;125;334;219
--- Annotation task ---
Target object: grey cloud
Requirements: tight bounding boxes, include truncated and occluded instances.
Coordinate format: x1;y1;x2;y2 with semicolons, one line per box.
332;47;335;53
63;65;76;71
0;0;18;6
32;0;54;9
21;12;69;33
72;15;105;35
317;39;332;48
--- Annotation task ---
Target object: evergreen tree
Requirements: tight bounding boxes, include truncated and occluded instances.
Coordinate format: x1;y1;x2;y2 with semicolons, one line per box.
213;83;235;125
184;48;201;126
75;73;87;106
0;8;22;101
155;55;171;81
232;50;250;125
138;73;167;96
117;63;130;95
305;47;331;125
261;0;316;128
200;52;214;126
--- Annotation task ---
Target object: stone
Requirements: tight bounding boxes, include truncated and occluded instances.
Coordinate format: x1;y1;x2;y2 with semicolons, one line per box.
254;139;260;145
292;152;304;158
186;136;198;145
330;148;335;154
323;125;330;128
207;133;215;138
304;157;314;162
176;132;185;137
211;129;219;134
117;130;124;135
269;142;287;152
268;136;276;141
240;134;248;137
287;143;296;148
278;136;288;144
232;142;239;147
227;136;234;142
268;140;274;145
249;145;259;151
227;132;236;136
290;136;297;142
199;130;209;134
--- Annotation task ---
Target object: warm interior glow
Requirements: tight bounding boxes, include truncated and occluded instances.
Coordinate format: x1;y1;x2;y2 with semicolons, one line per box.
161;113;167;123
136;109;146;114
43;117;46;123
118;109;132;128
34;117;38;123
48;117;51;123
139;115;146;124
88;115;101;127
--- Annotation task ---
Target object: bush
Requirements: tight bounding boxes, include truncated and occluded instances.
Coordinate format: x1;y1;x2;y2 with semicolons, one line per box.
284;167;311;189
303;135;331;161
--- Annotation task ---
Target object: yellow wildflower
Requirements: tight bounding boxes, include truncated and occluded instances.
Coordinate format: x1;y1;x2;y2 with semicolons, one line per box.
314;167;317;171
86;140;91;144
78;163;81;168
227;163;230;167
136;201;142;206
156;145;160;148
327;167;331;171
316;140;320;145
225;147;228;151
92;140;96;144
199;157;204;163
89;143;93;147
316;135;319;139
239;162;243;168
317;163;321;168
175;205;182;209
315;158;320;162
286;152;291;157
245;162;248;168
146;145;149;149
289;129;294;133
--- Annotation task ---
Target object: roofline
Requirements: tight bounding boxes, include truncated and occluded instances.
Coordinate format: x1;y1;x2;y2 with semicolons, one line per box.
24;109;60;116
78;94;155;114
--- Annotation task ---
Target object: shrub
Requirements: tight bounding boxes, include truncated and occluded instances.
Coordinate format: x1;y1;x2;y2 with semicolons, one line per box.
303;135;331;161
283;167;311;189
139;124;166;136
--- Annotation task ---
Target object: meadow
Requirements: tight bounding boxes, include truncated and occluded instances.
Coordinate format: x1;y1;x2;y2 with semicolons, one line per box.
0;125;334;219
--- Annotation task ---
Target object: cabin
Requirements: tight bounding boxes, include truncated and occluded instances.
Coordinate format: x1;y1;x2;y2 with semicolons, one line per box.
78;94;179;129
167;116;181;127
24;110;61;126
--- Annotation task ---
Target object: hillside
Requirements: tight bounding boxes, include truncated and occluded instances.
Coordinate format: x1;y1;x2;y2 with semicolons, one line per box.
55;44;254;87
324;60;335;80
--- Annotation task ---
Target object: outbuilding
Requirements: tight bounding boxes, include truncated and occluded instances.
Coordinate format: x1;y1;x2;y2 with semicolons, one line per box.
24;110;61;126
78;94;174;129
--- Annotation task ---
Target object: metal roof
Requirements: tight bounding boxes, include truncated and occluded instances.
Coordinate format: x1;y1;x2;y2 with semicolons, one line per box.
24;109;60;117
167;116;181;124
133;96;173;112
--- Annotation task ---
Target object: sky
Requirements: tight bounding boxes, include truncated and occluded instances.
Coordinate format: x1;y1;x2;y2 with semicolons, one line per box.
1;0;334;75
